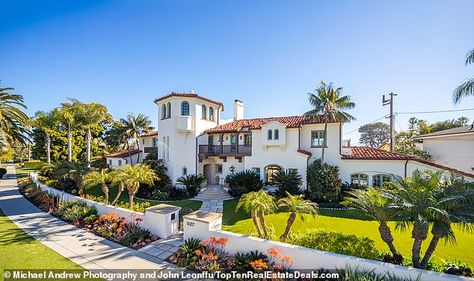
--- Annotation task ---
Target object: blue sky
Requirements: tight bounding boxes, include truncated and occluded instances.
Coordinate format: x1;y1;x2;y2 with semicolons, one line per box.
1;0;473;143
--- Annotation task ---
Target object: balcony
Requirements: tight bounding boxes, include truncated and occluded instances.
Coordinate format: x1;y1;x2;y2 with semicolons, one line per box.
199;145;252;157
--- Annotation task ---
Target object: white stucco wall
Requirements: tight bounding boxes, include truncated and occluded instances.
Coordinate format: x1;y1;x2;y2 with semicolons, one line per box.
421;135;474;174
138;135;158;161
106;154;139;168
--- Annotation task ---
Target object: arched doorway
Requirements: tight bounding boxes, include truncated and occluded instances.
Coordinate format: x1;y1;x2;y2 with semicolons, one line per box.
264;164;282;184
203;164;213;185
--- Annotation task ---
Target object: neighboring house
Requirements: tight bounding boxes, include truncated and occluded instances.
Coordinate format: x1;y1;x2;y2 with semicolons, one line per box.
414;126;474;174
138;131;159;160
155;91;474;187
105;149;140;168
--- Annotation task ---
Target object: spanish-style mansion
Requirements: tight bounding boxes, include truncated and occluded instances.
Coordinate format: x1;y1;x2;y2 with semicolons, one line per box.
106;92;474;188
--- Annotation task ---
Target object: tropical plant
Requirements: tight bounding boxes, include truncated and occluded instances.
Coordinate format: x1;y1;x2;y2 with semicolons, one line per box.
109;169;126;205
0;86;30;146
343;188;401;260
120;164;158;208
75;102;112;167
225;169;263;197
177;174;205;196
33;110;59;164
271;169;303;196
116;113;153;163
83;169;112;203
304;81;355;162
453;49;474;104
52;161;89;194
306;159;341;202
387;171;474;269
236;190;277;239
58;99;81;162
277;192;318;242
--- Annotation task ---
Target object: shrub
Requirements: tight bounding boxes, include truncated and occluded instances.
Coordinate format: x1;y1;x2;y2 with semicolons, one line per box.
56;201;97;223
233;251;269;272
177;174;205;196
174;238;204;268
288;229;381;260
225;170;263;197
0;168;7;178
139;160;173;198
442;261;473;277
271;169;303;196
306;160;341;202
144;151;158;161
115;201;151;213
23;161;47;170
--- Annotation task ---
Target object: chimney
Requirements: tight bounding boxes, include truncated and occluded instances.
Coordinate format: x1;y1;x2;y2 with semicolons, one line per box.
233;99;244;121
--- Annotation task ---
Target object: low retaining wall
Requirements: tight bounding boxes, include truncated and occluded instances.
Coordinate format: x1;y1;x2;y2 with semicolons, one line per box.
183;211;469;281
29;173;181;239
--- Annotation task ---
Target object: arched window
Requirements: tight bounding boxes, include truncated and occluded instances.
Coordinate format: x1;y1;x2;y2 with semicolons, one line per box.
267;129;273;140
265;164;282;184
372;174;392;187
181;101;190;116
167;102;171;118
201;105;207;119
161;104;167;119
209;107;214;121
274;129;279;140
351;173;368;186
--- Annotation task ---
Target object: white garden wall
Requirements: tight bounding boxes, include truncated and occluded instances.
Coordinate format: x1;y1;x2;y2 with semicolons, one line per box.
183;211;470;281
30;173;180;239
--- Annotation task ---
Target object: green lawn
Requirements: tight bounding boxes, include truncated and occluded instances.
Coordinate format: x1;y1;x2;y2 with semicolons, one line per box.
222;199;474;266
13;166;39;179
0;209;84;271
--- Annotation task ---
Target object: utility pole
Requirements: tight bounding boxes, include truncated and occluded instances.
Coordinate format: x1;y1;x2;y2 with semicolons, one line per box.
382;92;397;151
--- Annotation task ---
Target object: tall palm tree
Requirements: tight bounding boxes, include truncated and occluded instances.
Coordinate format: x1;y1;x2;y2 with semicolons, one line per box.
344;188;400;258
76;102;112;167
0;87;30;145
236;191;264;237
120;164;157;208
58;99;81;162
453;49;474;104
33;110;59;164
83;169;112;203
277;192;318;242
110;169;127;205
304;81;355;162
117;113;153;163
237;190;277;239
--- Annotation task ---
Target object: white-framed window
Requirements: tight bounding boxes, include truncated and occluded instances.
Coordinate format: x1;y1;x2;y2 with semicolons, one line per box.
152;137;157;147
215;164;223;174
182;167;187;175
372;174;392;187
209;107;214;121
267;129;273;140
118;160;122;166
161;104;167;119
288;168;298;175
108;159;112;165
167;102;171;118
201;105;207;119
181;101;190;116
244;134;252;146
274;129;279;140
142;139;145;144
311;130;326;147
351;173;368;186
252;167;261;177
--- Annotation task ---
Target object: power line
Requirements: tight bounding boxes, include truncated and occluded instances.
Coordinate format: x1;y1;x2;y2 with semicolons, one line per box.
343;115;386;135
396;108;474;115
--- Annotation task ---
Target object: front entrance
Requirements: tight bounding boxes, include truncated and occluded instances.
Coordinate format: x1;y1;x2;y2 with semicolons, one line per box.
203;164;214;185
264;164;282;184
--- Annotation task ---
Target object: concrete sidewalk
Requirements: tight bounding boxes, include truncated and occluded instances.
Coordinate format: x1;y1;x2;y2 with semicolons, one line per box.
0;165;178;274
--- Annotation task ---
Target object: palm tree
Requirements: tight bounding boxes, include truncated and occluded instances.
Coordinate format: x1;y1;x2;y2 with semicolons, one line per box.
0;86;30;146
120;164;157;208
277;192;318;242
83;169;112;203
53;161;89;194
76;102;112;167
33;110;59;164
117;113;153;163
237;190;277;239
453;49;474;104
110;169;127;205
304;81;355;162
343;188;400;258
58;99;80;162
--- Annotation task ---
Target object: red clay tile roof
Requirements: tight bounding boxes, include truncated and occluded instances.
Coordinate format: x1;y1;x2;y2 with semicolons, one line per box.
154;92;224;110
105;149;140;158
342;146;474;178
139;131;158;138
205;115;331;133
297;149;312;157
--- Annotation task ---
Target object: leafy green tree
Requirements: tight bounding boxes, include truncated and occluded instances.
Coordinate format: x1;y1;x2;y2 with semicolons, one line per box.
271;169;303;196
343;188;400;259
83;169;112;202
453;49;474;104
304;81;355;162
306;159;341;202
120;164;158;208
358;122;390;147
58;99;81;162
0;86;30;145
277;192;318;242
53;161;89;194
33;110;60;164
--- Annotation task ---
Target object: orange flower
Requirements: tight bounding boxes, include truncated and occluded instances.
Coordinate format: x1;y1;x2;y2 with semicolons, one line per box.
200;239;208;247
250;259;268;271
267;248;282;259
216;237;228;245
195;249;202;256
282;255;294;265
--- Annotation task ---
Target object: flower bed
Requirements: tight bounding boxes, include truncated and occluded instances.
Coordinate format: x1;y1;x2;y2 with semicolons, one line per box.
19;178;158;249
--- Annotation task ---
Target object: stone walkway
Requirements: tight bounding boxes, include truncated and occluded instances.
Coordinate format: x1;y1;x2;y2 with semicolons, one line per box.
0;165;179;274
194;185;233;213
138;232;183;260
